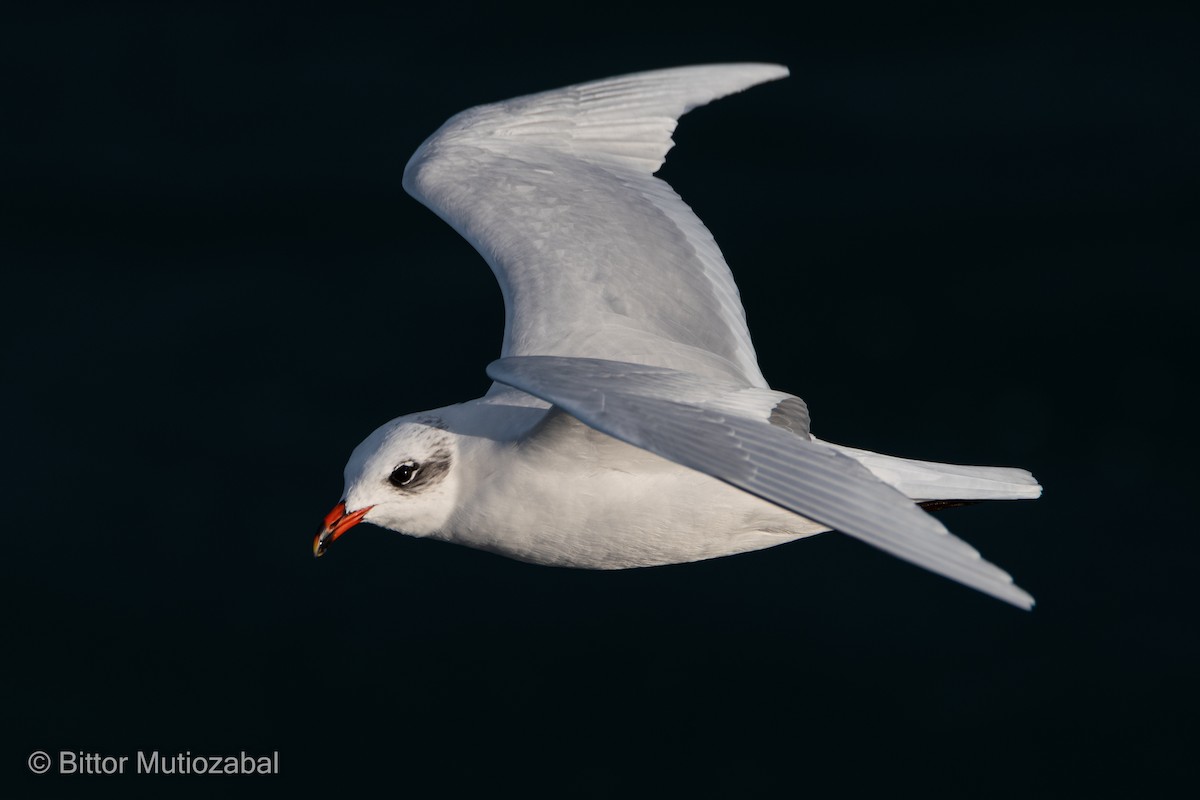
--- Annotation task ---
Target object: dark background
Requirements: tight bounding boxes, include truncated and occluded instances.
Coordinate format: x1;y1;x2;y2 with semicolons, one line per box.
5;1;1195;797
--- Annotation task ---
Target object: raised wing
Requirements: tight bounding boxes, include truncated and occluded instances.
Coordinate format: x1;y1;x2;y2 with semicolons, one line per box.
487;355;1035;610
403;64;789;389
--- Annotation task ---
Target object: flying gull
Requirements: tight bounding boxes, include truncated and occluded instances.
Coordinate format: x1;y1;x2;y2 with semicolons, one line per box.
313;64;1042;609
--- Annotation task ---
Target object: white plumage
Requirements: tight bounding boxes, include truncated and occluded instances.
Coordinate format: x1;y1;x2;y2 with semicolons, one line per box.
315;64;1042;609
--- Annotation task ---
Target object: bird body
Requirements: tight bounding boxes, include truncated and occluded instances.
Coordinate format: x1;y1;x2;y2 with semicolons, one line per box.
316;64;1042;609
353;401;825;570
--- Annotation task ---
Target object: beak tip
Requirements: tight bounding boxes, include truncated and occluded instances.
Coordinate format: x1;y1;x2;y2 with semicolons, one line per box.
313;532;329;558
313;503;372;559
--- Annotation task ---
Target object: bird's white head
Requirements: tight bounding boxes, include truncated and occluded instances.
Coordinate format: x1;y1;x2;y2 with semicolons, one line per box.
313;412;461;557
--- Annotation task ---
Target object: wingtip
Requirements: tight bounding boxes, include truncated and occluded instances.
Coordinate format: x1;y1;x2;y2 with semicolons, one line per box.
712;61;790;87
995;580;1036;611
1008;587;1036;614
731;61;789;78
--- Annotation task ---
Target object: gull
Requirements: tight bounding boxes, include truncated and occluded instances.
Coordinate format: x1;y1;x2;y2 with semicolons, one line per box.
313;64;1042;608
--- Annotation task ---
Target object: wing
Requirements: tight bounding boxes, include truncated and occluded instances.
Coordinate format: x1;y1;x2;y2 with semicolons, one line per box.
403;64;789;390
487;355;1035;610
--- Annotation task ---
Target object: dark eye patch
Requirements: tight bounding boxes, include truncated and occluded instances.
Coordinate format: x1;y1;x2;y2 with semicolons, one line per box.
385;449;451;494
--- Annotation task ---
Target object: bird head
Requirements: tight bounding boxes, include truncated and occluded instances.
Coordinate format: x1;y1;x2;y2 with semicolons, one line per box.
314;413;460;557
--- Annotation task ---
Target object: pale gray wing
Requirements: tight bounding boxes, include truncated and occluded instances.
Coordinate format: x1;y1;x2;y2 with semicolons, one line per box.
487;356;1035;610
403;64;789;389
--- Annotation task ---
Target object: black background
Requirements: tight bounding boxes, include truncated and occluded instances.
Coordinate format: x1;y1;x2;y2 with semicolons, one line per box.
5;2;1196;797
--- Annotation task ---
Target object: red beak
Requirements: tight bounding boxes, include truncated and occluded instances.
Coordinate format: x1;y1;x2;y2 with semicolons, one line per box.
313;502;374;557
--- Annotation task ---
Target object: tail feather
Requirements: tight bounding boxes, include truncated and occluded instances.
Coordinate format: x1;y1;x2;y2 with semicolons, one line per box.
815;438;1043;503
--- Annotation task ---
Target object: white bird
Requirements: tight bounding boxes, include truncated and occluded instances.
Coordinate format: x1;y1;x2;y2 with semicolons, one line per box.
314;63;1042;609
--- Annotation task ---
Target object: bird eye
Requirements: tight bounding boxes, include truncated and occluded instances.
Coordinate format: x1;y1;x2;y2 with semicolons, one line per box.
389;461;420;488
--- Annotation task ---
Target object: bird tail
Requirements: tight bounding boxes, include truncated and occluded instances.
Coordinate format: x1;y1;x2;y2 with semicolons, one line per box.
814;438;1043;503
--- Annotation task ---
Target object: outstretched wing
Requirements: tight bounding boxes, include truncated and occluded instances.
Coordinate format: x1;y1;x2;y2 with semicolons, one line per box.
487;355;1035;610
403;64;789;389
